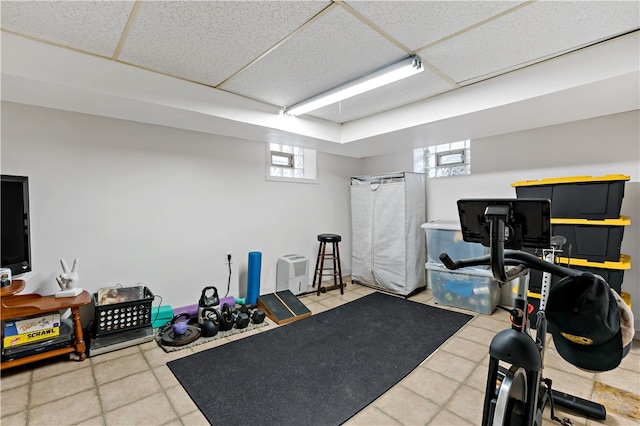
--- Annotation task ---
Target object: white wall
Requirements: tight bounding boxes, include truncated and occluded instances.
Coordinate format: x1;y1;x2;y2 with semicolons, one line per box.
1;102;362;309
3;102;639;334
361;110;640;334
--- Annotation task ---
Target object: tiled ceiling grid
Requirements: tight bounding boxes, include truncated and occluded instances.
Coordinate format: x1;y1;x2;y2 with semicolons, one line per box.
1;1;639;124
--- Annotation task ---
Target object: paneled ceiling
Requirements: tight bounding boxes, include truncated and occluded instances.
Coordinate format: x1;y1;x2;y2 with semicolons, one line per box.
1;1;639;157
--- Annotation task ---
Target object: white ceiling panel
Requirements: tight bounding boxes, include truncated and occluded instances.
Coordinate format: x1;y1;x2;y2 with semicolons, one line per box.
0;1;134;58
422;0;640;84
1;0;638;150
119;1;330;87
308;67;456;123
345;0;527;51
220;5;406;107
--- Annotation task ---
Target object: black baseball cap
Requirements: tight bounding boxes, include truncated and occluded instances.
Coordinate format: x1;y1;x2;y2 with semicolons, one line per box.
545;272;622;372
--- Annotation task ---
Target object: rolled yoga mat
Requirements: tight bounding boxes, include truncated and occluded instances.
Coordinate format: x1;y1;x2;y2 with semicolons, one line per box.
246;251;262;305
174;304;199;317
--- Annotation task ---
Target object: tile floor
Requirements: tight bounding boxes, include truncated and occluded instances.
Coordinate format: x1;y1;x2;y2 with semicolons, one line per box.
1;281;639;425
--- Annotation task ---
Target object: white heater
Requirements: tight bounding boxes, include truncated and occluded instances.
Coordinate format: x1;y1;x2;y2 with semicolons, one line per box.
276;254;309;295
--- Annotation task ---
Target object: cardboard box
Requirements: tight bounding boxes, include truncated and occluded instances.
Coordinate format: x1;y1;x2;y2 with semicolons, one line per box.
3;327;60;347
4;314;61;337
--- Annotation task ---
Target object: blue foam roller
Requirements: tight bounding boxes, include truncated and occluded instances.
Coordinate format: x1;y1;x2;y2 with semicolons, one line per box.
246;251;262;305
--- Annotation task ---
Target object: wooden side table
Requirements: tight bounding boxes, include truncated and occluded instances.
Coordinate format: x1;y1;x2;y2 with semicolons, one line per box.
1;280;91;370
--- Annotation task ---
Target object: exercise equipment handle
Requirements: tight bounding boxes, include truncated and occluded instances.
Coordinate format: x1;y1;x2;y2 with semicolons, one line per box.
438;252;529;284
503;250;582;278
440;252;491;270
440;250;582;280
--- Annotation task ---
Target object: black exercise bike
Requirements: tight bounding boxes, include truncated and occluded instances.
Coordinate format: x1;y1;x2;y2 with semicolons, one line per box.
440;199;608;426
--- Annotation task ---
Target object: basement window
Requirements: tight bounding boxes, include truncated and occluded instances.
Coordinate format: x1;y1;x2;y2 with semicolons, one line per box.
271;152;294;168
266;143;317;183
414;140;471;178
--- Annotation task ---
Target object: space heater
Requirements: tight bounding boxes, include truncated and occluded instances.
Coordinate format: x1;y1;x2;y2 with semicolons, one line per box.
276;254;309;295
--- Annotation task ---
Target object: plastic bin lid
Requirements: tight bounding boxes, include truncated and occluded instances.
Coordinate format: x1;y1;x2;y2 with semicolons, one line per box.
527;290;541;300
556;254;631;270
421;220;461;231
511;174;630;187
551;216;630;226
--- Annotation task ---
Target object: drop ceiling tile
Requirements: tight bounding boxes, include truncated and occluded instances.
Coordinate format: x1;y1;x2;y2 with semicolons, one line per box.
308;68;456;123
221;5;406;107
0;1;134;57
345;0;526;51
118;1;330;87
422;1;640;84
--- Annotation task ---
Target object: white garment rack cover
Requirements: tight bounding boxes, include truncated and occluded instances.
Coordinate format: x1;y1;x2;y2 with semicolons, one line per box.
350;172;425;295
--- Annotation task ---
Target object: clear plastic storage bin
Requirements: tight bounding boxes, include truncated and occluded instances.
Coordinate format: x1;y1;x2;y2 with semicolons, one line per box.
422;221;488;264
426;263;511;315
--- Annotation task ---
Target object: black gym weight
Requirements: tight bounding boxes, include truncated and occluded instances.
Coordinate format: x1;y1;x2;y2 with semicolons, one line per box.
235;313;250;329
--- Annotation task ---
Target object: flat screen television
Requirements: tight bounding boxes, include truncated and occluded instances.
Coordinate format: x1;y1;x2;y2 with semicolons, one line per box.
1;175;32;276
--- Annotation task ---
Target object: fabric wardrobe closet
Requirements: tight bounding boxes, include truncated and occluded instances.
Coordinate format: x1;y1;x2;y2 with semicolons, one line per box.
350;172;426;296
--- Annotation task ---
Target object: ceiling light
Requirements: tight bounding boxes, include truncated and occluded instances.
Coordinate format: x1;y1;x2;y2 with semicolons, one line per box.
283;55;424;116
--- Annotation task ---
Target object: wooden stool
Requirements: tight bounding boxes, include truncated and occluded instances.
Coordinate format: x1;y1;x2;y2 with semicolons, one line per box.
312;234;344;296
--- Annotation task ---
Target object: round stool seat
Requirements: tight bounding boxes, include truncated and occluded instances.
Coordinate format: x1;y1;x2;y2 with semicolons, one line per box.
318;233;341;243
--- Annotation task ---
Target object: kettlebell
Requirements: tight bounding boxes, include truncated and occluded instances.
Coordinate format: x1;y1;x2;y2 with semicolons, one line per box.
199;286;220;307
201;307;221;324
200;319;219;337
219;303;235;331
171;313;190;336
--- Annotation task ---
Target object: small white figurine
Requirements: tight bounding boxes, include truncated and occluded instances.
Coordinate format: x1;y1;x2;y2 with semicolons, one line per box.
55;258;83;298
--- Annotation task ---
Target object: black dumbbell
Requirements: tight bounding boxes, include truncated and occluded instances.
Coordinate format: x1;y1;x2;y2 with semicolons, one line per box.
234;303;265;325
249;307;265;324
235;312;250;329
252;309;266;324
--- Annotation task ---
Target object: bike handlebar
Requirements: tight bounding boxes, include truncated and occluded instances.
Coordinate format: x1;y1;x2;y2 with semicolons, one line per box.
439;249;583;280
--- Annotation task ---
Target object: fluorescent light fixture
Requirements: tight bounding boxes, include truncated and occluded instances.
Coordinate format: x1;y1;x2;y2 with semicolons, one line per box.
283;55;424;116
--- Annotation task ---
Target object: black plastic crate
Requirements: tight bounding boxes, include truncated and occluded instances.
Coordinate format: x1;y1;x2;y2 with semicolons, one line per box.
528;255;628;295
551;217;628;262
93;287;153;336
557;255;629;295
528;266;623;296
512;175;629;219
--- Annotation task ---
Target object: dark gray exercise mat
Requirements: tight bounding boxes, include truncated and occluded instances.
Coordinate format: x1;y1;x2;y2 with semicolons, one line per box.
167;291;472;426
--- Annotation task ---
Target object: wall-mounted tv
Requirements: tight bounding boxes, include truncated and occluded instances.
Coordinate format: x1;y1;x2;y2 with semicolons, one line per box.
1;175;32;276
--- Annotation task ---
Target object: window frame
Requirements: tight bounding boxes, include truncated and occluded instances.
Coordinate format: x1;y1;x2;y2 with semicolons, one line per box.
271;151;295;168
266;143;318;184
414;140;471;178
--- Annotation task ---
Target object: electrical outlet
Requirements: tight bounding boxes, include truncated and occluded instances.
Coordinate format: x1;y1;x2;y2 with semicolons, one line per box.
225;252;232;265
